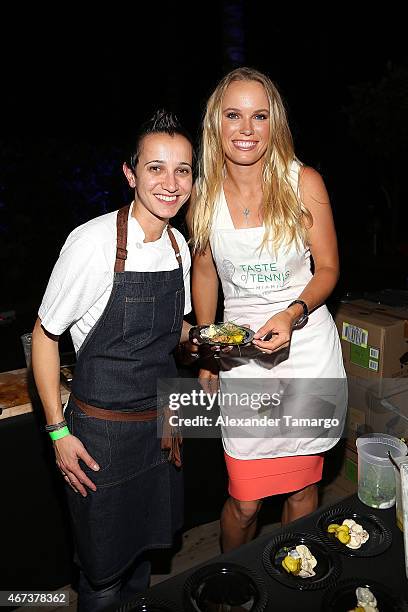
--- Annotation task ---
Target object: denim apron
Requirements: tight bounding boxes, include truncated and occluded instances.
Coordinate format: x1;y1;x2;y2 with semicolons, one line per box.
64;205;184;585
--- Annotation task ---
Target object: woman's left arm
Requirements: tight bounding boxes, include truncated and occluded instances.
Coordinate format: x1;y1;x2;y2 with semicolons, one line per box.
290;165;339;312
253;167;339;353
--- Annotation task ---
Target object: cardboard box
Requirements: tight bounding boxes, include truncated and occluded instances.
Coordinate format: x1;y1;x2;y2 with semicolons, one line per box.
334;447;358;496
334;302;408;387
369;389;408;439
342;377;408;455
343;447;358;484
333;300;407;491
345;299;408;324
344;377;372;451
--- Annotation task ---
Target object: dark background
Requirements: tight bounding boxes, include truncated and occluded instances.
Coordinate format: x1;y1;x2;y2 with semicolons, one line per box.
1;3;408;371
1;3;408;601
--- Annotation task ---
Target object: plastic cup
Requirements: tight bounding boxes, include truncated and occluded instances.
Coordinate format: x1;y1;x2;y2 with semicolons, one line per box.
393;455;408;531
400;464;408;577
20;333;32;367
356;433;407;509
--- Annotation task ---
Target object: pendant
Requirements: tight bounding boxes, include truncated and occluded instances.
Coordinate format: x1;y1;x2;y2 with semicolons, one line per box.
243;208;250;219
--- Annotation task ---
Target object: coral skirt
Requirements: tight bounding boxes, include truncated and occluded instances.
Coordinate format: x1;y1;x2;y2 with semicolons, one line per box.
224;452;324;502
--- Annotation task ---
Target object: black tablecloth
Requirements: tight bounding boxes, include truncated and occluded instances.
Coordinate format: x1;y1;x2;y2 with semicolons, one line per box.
133;494;408;611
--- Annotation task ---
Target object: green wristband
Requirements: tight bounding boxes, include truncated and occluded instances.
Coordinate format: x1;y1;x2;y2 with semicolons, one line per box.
49;426;70;441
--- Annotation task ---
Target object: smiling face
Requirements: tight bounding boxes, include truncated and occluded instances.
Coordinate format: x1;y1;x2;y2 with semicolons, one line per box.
123;132;193;222
221;80;270;167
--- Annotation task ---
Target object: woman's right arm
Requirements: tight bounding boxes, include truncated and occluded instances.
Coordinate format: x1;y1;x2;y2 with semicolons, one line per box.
186;186;219;326
191;245;220;387
32;318;100;496
186;192;220;386
32;318;63;425
191;245;219;325
33;232;111;494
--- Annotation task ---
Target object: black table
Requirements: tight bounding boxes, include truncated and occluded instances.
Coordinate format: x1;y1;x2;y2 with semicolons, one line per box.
134;494;408;611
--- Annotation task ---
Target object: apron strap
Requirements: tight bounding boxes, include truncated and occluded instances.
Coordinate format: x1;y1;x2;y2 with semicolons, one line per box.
115;205;130;272
167;226;182;268
115;205;182;271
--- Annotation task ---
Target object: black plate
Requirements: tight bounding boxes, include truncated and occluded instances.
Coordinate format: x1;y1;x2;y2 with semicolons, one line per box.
262;532;341;591
321;578;407;611
189;324;255;346
114;594;178;612
316;505;392;557
183;561;268;611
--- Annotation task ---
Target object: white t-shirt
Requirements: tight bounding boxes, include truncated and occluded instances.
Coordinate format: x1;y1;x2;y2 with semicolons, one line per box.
39;203;192;353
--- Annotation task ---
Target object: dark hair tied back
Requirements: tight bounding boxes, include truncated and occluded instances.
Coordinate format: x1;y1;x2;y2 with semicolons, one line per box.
127;109;194;171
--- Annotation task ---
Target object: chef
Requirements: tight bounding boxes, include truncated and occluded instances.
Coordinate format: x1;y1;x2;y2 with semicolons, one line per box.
32;110;194;611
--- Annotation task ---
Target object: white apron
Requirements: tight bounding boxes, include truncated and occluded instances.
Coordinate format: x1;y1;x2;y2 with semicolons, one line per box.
209;160;347;460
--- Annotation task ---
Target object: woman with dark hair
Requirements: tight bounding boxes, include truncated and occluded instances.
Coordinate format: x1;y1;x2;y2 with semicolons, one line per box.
32;110;194;610
189;68;347;552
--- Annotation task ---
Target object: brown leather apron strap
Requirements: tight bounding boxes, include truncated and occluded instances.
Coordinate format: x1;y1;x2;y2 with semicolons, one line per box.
115;207;181;271
115;205;130;272
167;226;182;268
72;395;158;421
72;396;182;467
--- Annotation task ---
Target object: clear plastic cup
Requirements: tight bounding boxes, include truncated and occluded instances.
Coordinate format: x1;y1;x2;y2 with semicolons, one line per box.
20;333;32;367
400;464;408;577
356;433;407;509
393;455;408;531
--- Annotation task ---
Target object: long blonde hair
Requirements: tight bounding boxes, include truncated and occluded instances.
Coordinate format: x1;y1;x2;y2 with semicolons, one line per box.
190;67;311;253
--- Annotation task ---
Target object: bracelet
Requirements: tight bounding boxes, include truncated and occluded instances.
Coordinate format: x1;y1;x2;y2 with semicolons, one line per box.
287;299;309;326
45;420;67;432
49;426;70;441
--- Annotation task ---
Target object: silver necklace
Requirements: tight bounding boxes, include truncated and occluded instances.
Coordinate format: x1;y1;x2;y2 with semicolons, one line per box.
241;205;263;227
230;198;251;225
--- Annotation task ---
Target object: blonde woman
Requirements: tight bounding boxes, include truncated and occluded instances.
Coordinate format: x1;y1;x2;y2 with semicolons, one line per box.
189;67;347;552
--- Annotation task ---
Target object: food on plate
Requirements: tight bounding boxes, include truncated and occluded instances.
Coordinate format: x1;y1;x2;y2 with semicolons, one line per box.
347;586;379;611
199;322;248;344
281;544;317;578
282;554;301;575
327;519;369;549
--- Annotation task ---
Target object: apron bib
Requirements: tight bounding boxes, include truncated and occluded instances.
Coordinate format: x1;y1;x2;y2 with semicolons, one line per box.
209;183;347;460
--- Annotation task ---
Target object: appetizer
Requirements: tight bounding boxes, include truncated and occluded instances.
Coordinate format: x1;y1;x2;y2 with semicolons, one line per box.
281;544;317;578
348;586;379;612
327;519;369;549
199;322;249;345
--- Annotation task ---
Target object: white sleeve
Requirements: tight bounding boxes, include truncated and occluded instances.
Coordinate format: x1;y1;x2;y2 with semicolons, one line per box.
38;232;112;335
178;234;192;315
